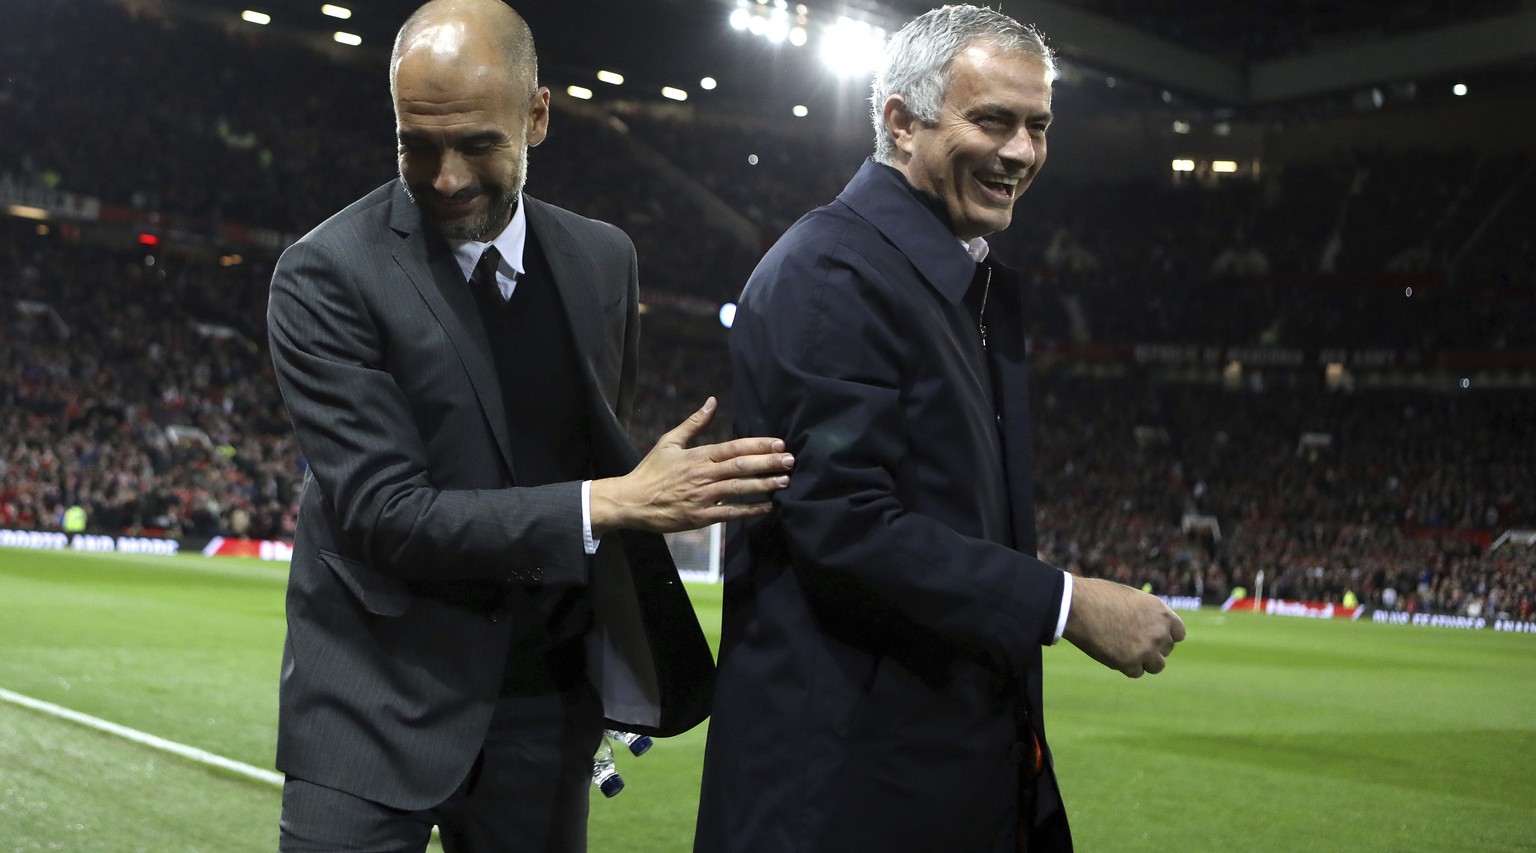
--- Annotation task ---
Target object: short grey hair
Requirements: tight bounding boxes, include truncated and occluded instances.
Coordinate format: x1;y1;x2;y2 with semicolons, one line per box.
870;5;1054;164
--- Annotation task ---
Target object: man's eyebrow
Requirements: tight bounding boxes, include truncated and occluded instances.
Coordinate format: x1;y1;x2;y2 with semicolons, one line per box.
968;103;1052;122
396;129;505;144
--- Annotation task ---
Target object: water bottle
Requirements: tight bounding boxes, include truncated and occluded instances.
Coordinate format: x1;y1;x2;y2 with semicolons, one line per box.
605;729;653;757
592;740;624;797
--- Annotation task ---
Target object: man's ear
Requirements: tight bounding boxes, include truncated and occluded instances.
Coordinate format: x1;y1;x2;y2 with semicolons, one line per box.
526;86;551;148
883;94;919;158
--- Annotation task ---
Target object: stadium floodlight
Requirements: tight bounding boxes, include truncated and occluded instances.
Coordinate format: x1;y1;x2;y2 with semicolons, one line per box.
748;14;766;36
764;10;790;43
1212;160;1238;173
819;16;885;78
1453;83;1468;96
729;8;751;30
661;86;688;101
1171;159;1195;172
792;104;808;117
700;77;718;90
320;4;351;19
567;85;594;100
788;26;807;47
333;31;361;46
597;70;624;85
241;10;271;25
1172;120;1191;134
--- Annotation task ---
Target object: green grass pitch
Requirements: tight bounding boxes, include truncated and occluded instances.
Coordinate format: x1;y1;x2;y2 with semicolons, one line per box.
1;548;1531;851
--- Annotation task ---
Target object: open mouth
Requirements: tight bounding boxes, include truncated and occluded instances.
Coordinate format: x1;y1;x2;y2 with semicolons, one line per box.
976;174;1019;202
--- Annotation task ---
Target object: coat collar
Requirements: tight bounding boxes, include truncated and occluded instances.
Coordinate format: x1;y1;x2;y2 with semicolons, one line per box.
836;159;978;306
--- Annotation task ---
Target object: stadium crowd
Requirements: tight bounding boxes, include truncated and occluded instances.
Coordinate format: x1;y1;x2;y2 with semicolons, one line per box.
2;0;1532;623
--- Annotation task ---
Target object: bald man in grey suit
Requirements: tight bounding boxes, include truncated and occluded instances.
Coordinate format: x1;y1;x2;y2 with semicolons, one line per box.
266;1;793;849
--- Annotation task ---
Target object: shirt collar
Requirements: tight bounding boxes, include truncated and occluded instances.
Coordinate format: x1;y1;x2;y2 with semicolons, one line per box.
447;193;527;283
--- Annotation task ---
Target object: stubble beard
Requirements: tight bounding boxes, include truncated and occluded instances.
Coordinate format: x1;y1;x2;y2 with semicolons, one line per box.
401;148;527;241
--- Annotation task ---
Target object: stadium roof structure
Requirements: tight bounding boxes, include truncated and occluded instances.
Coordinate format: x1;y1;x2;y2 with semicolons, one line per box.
178;0;1536;117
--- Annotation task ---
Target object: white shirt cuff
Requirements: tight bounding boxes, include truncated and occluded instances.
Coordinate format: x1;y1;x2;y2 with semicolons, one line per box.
581;480;600;556
1050;571;1073;645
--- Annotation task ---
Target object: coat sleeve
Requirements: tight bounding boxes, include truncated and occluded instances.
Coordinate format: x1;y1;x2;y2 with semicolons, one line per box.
267;235;587;584
731;237;1065;674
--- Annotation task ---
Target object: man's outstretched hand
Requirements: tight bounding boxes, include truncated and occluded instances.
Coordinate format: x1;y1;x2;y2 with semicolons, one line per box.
1062;576;1187;677
590;397;793;537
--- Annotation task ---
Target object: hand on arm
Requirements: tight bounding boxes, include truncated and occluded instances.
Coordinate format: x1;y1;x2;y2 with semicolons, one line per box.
589;397;793;536
1062;576;1187;677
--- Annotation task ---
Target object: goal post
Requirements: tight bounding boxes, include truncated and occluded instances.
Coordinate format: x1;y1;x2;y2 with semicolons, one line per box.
666;522;724;584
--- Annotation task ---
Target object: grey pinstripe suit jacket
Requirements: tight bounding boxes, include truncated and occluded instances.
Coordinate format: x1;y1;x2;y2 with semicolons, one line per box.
267;180;714;810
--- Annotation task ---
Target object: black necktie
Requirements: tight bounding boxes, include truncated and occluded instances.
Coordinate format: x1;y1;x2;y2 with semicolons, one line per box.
471;245;504;307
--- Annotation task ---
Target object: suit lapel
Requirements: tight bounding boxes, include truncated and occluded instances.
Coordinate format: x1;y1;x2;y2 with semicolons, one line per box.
525;197;604;369
386;184;518;477
524;198;639;477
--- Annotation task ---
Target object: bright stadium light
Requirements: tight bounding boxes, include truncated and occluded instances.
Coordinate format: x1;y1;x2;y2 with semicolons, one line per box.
1172;120;1191;134
729;8;751;30
321;4;351;19
1453;82;1468;96
1171;159;1195;172
764;10;790;43
748;14;766;36
567;85;594;100
333;31;361;46
661;86;688;101
700;76;718;90
788;26;807;46
792;104;808;117
1212;160;1238;173
241;10;271;25
820;17;885;78
597;70;624;85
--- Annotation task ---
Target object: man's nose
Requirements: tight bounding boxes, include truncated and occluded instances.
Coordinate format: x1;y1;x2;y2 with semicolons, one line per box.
433;152;472;197
1000;128;1036;171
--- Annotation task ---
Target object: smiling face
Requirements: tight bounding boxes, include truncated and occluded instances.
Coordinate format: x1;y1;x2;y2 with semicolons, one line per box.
885;42;1053;240
392;23;548;241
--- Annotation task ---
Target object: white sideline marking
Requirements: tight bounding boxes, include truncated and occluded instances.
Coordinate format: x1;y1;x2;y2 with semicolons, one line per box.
0;686;282;788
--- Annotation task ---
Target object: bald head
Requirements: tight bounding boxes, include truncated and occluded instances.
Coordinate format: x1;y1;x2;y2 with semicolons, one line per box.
390;0;550;239
390;0;538;103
